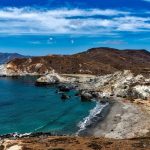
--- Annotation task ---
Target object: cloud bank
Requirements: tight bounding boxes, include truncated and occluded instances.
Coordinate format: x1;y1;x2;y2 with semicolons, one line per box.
0;7;150;35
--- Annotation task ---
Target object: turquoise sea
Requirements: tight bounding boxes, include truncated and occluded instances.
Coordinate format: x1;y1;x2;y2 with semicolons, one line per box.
0;76;99;135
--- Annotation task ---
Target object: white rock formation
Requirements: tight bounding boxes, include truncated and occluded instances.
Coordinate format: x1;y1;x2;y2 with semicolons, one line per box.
0;64;8;76
0;64;24;76
0;63;49;76
133;85;150;100
72;70;150;100
36;70;67;84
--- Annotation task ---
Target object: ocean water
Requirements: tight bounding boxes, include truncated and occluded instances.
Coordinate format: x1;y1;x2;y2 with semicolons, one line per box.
0;76;100;135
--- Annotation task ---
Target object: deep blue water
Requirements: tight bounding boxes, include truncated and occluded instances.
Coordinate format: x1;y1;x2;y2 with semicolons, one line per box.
0;77;96;135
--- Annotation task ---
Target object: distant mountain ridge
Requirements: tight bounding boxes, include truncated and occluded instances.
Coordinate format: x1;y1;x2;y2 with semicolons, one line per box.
0;52;29;64
5;47;150;75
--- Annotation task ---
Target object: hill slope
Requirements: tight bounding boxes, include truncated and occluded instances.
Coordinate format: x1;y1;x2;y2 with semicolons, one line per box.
6;47;150;75
0;52;28;64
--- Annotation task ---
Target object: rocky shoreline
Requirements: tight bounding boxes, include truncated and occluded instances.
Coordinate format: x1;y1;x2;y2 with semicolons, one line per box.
1;61;150;101
34;70;150;101
33;70;150;139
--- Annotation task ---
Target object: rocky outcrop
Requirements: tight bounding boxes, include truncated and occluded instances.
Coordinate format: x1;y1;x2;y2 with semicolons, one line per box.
61;93;70;100
57;85;72;92
69;70;150;100
133;85;150;100
35;70;68;86
0;62;49;76
80;91;93;101
35;70;150;100
0;64;24;76
0;64;7;76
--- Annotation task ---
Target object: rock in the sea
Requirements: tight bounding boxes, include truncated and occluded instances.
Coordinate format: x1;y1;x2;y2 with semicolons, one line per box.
80;91;93;101
75;92;80;96
58;85;71;92
61;93;70;100
35;71;67;86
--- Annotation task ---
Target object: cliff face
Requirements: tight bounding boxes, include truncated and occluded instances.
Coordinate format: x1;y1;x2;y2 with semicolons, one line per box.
5;47;150;75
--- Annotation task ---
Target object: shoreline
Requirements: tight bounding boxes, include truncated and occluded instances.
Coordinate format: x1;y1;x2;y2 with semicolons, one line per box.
0;99;111;139
92;98;124;137
91;97;150;139
0;97;149;140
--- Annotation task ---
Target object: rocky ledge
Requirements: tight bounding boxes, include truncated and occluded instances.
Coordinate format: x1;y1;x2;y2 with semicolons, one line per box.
35;70;68;86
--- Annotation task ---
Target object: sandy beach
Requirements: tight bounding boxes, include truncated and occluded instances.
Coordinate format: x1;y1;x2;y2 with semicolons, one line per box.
89;98;150;139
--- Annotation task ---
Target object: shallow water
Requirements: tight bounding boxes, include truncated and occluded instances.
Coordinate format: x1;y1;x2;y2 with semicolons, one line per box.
0;76;98;135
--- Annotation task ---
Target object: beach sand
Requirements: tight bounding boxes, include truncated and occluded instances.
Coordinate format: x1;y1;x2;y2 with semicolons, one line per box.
90;98;150;139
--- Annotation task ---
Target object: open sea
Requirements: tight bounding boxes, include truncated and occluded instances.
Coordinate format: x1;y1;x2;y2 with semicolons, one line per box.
0;76;109;136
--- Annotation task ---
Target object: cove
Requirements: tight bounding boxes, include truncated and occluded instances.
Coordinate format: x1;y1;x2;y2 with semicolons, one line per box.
0;76;97;135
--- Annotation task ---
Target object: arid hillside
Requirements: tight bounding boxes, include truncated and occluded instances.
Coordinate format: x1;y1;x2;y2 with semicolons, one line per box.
6;47;150;75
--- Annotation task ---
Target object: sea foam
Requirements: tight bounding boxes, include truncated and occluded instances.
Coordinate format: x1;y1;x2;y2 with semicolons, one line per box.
77;101;109;135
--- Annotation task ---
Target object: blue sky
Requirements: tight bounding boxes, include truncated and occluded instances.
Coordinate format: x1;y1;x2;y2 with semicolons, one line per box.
0;0;150;55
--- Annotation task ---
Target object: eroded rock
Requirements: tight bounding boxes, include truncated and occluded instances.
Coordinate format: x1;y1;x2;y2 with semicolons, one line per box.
35;71;67;86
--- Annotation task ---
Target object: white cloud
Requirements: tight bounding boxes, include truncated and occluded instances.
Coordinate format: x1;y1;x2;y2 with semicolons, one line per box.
49;37;53;41
143;0;150;2
71;39;74;44
0;7;149;35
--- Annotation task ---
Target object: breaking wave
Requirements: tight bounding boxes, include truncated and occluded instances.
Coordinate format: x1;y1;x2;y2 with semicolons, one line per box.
0;132;31;138
77;101;109;135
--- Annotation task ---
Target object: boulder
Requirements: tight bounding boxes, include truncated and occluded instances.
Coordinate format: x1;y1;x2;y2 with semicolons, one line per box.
61;93;70;100
91;91;100;98
35;71;67;86
133;85;150;100
35;75;59;86
58;85;71;92
75;92;80;96
80;91;93;101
